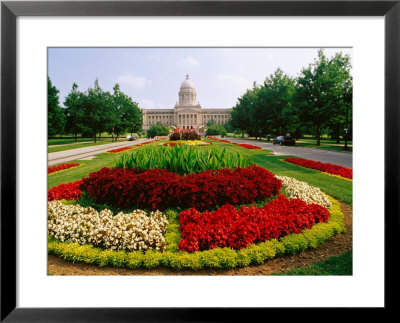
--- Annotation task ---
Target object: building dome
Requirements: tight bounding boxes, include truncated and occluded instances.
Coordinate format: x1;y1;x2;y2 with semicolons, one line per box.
178;74;197;106
180;74;196;90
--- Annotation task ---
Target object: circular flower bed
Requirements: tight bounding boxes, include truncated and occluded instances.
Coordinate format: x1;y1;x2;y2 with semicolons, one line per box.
48;159;345;269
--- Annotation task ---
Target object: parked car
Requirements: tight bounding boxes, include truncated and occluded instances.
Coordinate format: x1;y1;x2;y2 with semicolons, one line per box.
128;135;138;141
273;136;296;146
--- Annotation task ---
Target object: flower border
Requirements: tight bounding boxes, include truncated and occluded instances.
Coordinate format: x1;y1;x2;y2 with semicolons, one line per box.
281;159;353;182
48;163;83;175
48;195;345;270
283;157;352;180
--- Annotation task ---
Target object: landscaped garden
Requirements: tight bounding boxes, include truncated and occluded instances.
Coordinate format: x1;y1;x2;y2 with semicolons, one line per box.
47;137;352;274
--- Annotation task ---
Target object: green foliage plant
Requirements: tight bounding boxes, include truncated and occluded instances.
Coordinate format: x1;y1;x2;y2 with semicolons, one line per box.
115;144;252;176
206;124;228;137
147;124;170;138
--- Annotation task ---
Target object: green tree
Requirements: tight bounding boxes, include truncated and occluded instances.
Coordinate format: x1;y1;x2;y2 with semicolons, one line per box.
110;84;143;140
294;50;352;146
206;124;227;137
223;121;233;133
230;85;257;138
206;119;215;127
256;69;296;137
64;82;88;142
147;124;170;138
48;77;66;137
83;79;113;143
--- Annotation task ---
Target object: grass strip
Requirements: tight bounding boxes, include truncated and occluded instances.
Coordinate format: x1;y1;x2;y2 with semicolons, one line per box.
48;164;83;176
272;249;352;275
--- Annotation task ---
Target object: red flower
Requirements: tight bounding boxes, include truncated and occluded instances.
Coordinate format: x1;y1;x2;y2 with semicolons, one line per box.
81;165;282;211
48;163;80;174
178;195;330;252
237;144;262;150
285;157;352;179
206;138;261;150
48;180;83;201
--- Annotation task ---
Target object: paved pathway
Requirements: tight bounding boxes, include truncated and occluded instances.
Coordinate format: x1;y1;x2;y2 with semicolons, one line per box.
48;139;153;166
228;138;353;168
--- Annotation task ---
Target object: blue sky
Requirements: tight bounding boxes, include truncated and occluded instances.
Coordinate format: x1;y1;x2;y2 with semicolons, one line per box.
48;47;352;109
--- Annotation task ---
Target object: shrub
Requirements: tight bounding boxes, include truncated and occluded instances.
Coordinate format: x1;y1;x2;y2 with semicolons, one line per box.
169;131;181;141
147;124;170;138
178;195;330;252
82;165;282;211
182;130;201;141
206;125;227;137
115;144;252;175
169;129;201;141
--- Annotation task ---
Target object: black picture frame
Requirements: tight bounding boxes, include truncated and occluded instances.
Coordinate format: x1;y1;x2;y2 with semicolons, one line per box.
1;1;398;321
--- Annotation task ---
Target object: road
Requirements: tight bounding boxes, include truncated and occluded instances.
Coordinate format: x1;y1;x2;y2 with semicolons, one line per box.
48;139;153;166
228;138;353;168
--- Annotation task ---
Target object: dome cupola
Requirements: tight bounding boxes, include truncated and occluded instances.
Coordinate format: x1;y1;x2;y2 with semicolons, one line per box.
178;74;197;106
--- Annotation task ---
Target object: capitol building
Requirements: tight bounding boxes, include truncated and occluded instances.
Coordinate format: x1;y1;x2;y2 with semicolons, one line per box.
142;74;231;132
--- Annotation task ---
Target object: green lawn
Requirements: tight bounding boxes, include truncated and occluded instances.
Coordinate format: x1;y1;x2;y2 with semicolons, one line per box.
295;141;352;152
252;154;352;205
49;140;352;205
49;151;127;188
300;138;353;145
272;249;352;275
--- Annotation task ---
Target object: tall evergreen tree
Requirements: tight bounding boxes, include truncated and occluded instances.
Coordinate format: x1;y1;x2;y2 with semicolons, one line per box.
64;82;87;142
48;77;66;137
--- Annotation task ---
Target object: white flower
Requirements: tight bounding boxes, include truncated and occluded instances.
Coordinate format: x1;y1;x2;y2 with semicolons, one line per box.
276;175;332;209
48;201;168;252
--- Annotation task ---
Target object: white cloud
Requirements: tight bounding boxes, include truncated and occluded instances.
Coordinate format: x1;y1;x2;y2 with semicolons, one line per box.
177;56;200;67
117;74;151;89
215;74;252;91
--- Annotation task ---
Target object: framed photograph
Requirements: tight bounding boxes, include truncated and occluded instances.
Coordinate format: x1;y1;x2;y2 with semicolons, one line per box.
1;0;398;321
